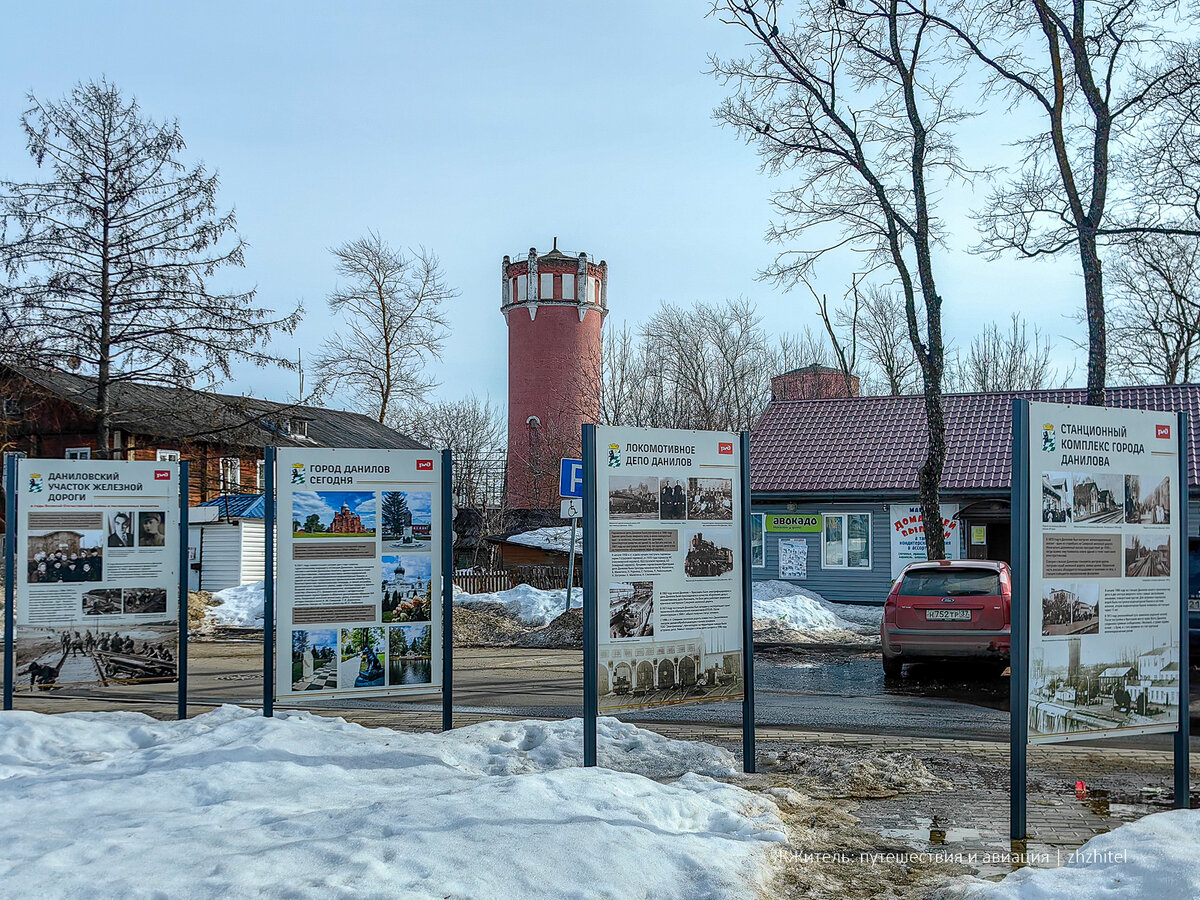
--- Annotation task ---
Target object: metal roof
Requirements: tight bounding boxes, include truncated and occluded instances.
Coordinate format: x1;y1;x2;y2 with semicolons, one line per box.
6;365;426;451
199;494;265;519
751;385;1200;494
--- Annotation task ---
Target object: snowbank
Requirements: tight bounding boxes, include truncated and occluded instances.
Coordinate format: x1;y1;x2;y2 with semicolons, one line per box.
207;580;264;628
455;583;582;626
508;525;583;554
952;808;1200;899
0;707;785;899
752;580;874;634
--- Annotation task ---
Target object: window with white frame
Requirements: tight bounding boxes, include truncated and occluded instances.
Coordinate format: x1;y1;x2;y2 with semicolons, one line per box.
561;274;575;300
540;272;555;299
220;457;241;491
256;459;265;490
822;512;871;569
750;514;765;568
156;449;180;462
65;447;91;460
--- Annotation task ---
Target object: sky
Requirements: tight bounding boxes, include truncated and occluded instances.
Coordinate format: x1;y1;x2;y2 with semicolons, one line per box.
0;1;1088;411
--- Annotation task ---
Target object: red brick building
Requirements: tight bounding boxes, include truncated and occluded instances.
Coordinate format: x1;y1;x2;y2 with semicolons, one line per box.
0;364;424;507
329;503;367;534
501;242;608;510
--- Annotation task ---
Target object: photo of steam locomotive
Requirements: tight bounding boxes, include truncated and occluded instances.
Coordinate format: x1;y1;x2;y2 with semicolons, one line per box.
684;531;735;577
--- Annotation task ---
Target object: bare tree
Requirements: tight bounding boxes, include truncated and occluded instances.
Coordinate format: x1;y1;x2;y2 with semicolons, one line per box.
930;0;1200;404
0;78;300;456
712;0;974;558
813;278;920;394
599;298;822;431
1107;233;1200;384
314;233;455;423
851;284;921;394
945;313;1067;391
392;393;506;509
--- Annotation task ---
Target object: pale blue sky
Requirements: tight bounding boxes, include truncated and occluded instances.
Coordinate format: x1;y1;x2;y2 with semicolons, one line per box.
0;1;1085;408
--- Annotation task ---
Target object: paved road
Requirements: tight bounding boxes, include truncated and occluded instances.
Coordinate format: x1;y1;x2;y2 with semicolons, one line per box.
9;641;1200;752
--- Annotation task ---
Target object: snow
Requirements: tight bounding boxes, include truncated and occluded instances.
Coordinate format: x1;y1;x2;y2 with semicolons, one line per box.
507;525;582;554
953;808;1200;899
0;707;785;899
207;580;264;628
455;583;582;626
752;580;878;634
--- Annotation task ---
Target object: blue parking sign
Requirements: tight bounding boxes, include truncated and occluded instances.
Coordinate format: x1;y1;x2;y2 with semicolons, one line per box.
559;458;583;498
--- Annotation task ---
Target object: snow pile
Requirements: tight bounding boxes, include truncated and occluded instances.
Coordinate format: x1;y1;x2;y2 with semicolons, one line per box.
455;583;582;626
950;808;1200;899
206;580;264;628
508;526;583;554
0;707;785;899
753;580;881;636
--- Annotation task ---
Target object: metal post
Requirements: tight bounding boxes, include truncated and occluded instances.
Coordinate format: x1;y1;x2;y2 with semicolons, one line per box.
565;517;578;614
1010;399;1030;840
3;455;17;711
441;448;454;732
263;447;276;717
1176;412;1191;809
177;462;190;721
739;431;757;774
582;424;598;768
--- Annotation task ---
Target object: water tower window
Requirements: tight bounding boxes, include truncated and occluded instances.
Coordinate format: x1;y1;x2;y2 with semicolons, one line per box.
540;273;555;300
517;273;528;301
562;274;575;300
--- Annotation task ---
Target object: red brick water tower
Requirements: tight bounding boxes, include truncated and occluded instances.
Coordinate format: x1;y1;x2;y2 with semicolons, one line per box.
502;241;608;509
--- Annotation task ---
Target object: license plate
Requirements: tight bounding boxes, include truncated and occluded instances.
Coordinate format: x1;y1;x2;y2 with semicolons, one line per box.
1190;598;1200;612
926;609;971;621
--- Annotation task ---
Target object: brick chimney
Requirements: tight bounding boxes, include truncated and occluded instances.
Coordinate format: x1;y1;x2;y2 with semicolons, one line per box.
771;365;859;401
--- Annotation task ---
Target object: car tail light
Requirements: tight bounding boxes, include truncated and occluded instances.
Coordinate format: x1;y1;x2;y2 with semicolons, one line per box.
1001;566;1012;626
884;588;898;624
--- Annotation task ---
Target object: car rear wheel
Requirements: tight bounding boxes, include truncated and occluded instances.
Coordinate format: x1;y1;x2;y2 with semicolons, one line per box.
882;654;903;677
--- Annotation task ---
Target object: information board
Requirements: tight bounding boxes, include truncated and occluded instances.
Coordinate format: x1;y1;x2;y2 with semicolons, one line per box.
590;427;745;713
1025;402;1182;744
273;449;443;700
13;459;181;690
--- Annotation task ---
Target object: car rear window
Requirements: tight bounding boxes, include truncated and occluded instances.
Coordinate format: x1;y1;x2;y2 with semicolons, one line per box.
899;568;1001;597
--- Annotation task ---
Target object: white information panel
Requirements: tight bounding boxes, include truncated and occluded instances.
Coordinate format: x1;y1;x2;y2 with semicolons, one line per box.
14;459;181;690
274;449;442;699
1027;402;1181;744
593;427;745;712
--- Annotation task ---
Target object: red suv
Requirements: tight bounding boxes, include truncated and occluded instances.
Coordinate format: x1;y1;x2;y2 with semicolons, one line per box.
881;559;1011;676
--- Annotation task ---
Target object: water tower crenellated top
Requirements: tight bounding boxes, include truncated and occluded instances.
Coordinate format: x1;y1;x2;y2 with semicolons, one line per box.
501;237;607;320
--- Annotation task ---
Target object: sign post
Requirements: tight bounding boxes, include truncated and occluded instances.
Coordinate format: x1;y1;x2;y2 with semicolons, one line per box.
581;426;753;771
581;433;598;768
1012;399;1190;839
739;430;756;773
177;462;190;720
3;454;16;711
441;448;454;732
263;446;276;717
1010;400;1030;840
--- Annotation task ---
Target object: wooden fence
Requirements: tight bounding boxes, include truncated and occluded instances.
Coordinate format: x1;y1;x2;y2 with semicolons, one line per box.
453;565;572;595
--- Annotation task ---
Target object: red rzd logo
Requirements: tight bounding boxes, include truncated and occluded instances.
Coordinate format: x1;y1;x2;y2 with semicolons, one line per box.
154;470;171;480
718;442;734;455
416;459;434;470
1157;424;1172;439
